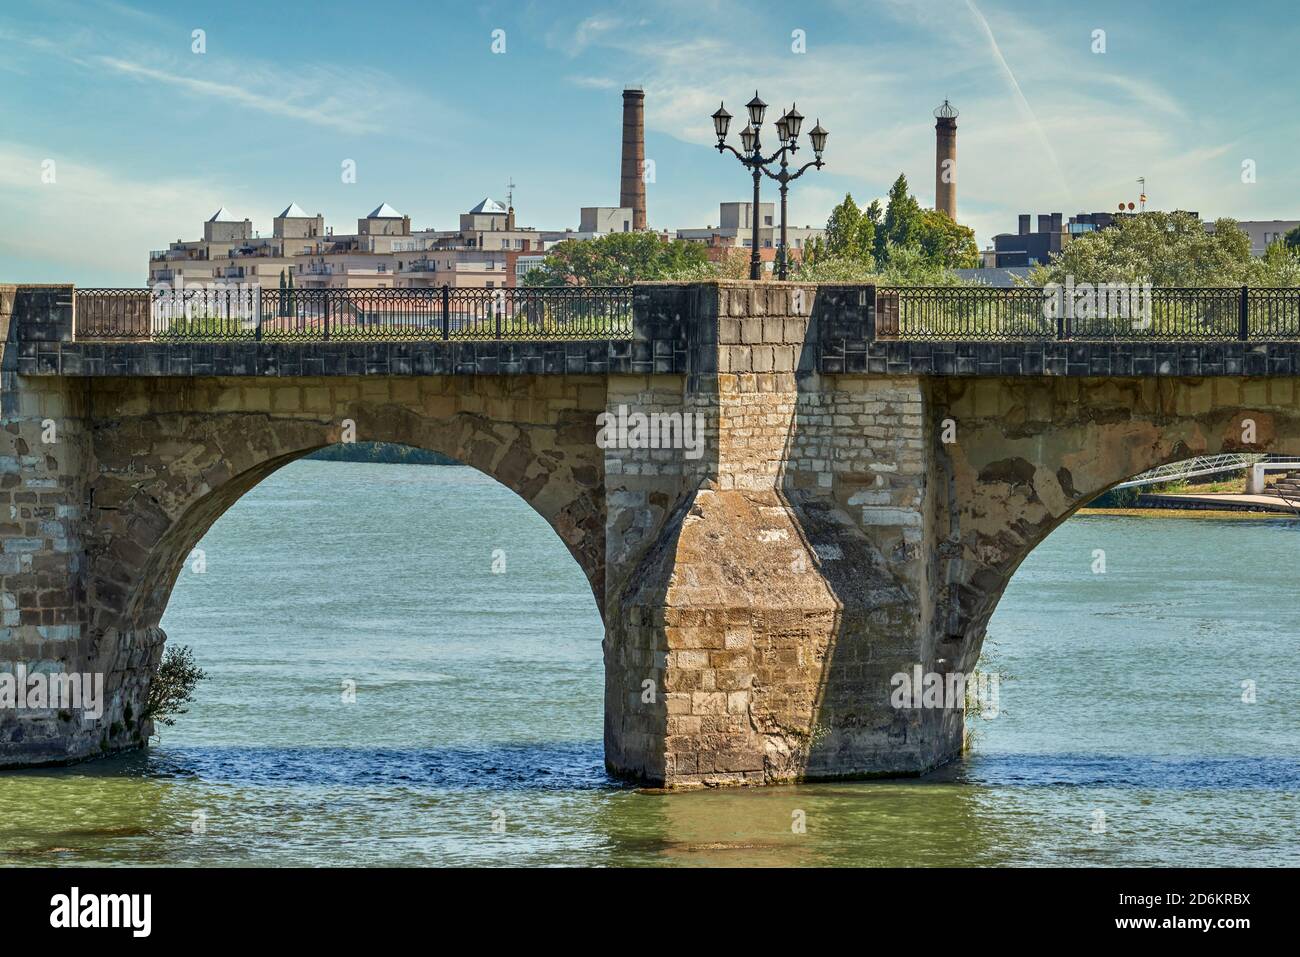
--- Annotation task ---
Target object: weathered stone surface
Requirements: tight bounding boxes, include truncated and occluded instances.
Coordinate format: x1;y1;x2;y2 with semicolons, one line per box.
6;282;1300;786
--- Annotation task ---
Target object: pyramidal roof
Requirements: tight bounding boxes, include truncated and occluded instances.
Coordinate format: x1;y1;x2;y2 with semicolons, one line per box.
278;202;309;218
469;197;507;214
367;202;403;218
208;206;240;222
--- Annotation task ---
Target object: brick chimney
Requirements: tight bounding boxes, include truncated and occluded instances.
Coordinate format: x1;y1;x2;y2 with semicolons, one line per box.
933;100;958;219
1018;214;1031;235
621;87;647;231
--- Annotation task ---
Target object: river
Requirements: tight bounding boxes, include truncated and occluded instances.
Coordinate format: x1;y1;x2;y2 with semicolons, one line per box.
2;460;1296;867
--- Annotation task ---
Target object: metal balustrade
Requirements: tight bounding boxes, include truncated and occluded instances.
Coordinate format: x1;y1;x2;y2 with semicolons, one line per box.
70;284;1300;343
73;286;634;342
875;286;1300;341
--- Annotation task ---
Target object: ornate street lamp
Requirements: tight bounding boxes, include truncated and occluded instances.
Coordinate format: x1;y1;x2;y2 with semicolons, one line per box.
712;92;827;279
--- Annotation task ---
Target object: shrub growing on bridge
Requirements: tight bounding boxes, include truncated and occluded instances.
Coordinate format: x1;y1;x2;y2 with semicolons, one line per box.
143;645;208;729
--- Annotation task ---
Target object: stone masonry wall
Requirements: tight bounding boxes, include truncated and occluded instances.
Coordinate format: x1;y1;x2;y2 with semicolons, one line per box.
10;281;1300;782
0;290;609;767
0;286;116;765
930;375;1300;682
603;283;949;787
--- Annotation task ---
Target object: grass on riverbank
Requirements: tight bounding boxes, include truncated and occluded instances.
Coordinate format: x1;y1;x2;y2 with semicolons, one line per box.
1077;507;1296;519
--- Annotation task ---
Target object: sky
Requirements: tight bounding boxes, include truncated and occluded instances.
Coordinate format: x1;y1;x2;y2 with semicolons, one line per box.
1;0;1297;285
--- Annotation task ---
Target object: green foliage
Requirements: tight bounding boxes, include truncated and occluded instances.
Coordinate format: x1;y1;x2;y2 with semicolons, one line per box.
1246;240;1300;286
306;442;459;465
659;247;755;281
916;208;980;269
144;645;208;728
523;232;710;286
160;315;254;339
796;175;980;285
1028;212;1300;288
793;242;981;286
877;243;977;285
876;174;924;263
819;193;876;266
1087;485;1143;508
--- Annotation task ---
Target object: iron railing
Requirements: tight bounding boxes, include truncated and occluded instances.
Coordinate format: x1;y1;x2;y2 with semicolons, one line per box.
73;286;634;342
70;284;1300;343
875;286;1300;341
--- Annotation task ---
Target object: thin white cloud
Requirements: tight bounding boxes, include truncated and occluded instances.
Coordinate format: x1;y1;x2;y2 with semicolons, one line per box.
568;75;620;90
558;0;1242;246
0;142;236;281
96;57;383;135
963;0;1071;203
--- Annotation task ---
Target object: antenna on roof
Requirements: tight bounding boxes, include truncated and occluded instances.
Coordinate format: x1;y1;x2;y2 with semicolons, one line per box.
506;177;516;209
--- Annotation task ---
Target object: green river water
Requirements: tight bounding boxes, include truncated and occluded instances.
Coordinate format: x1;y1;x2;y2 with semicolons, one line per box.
1;460;1296;867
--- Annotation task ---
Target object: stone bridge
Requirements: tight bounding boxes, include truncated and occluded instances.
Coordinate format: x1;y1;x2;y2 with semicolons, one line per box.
4;281;1300;787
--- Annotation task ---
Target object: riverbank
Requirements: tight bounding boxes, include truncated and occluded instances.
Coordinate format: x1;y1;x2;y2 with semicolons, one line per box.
1135;491;1298;515
1077;507;1295;519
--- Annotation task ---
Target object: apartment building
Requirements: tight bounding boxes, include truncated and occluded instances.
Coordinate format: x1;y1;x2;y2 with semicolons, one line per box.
991;211;1127;268
676;202;824;268
1205;219;1300;256
149;200;551;291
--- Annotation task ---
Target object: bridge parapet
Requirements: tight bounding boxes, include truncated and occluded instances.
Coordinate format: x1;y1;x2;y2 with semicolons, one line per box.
10;283;1300;378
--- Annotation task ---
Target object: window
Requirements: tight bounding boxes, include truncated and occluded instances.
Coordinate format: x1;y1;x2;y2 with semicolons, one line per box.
764;216;773;226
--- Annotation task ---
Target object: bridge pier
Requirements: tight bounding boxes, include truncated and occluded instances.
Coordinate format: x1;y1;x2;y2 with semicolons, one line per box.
602;285;956;786
0;288;158;763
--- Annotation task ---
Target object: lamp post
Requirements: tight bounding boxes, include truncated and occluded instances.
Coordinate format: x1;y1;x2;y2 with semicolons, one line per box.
712;93;827;280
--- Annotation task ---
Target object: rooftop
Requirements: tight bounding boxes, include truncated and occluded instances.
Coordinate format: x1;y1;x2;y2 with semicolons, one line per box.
469;198;508;214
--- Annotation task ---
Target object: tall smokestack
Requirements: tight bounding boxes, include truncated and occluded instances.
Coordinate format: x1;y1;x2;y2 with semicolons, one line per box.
621;87;647;231
934;99;958;220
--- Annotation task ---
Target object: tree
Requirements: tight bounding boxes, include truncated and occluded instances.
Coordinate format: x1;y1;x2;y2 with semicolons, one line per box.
1245;238;1300;286
794;253;874;283
1285;225;1300;253
522;232;709;286
876;174;924;265
794;177;981;284
916;209;979;269
821;193;875;265
661;247;754;281
143;645;208;728
876;242;974;286
1027;212;1298;287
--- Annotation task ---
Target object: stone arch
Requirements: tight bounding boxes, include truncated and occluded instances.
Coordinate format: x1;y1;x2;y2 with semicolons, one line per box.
77;375;606;756
933;375;1300;672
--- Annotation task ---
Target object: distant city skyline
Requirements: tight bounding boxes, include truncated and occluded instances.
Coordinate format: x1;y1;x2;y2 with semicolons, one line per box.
1;0;1297;285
